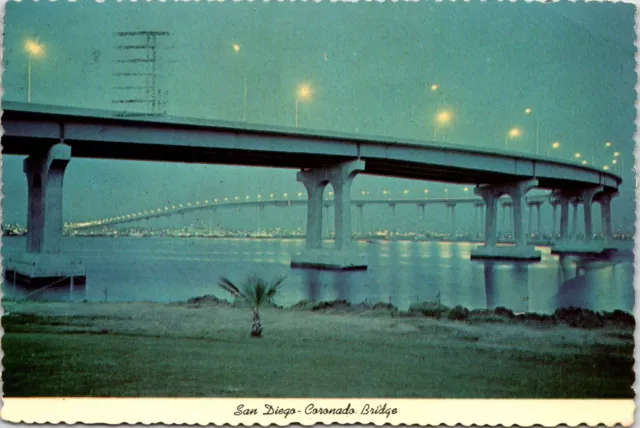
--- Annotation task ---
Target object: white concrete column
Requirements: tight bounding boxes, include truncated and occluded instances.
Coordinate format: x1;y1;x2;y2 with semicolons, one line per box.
527;203;533;236
475;186;499;247
580;186;603;243
24;143;72;254
600;192;615;244
510;188;527;248
297;171;328;249
323;203;331;238
552;203;558;237
475;205;479;233
536;203;542;235
357;203;364;235
570;200;579;241
256;205;264;233
390;203;397;237
559;196;570;244
447;203;457;240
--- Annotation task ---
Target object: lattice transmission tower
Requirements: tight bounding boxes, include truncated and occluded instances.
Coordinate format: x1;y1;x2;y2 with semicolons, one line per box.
112;31;170;117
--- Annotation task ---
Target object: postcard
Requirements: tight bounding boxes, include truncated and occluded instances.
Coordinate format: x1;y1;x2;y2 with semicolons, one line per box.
1;0;636;426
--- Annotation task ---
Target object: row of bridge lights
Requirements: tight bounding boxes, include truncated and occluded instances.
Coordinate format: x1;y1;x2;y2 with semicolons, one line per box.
69;186;477;227
24;39;623;173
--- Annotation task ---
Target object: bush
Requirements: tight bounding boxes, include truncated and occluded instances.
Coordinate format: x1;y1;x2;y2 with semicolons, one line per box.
447;305;469;321
493;306;515;318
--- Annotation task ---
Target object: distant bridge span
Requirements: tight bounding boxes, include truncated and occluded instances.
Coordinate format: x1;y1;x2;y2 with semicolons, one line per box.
68;195;553;230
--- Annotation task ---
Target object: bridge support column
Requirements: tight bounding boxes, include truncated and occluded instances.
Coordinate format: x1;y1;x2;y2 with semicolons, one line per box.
389;203;397;238
582;186;603;244
551;202;558;238
471;179;541;261
600;192;616;247
570;200;579;241
552;186;606;255
356;203;365;236
323;203;331;238
291;160;367;270
5;143;86;288
446;203;456;241
418;203;426;236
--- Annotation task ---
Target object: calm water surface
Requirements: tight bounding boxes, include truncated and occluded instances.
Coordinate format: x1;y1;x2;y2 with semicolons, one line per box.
2;237;635;314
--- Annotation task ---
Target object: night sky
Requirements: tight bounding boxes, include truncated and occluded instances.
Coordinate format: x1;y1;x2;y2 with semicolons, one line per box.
2;1;636;232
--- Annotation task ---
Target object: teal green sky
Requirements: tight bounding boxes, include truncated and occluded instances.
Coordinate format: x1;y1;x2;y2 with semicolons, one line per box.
2;1;637;231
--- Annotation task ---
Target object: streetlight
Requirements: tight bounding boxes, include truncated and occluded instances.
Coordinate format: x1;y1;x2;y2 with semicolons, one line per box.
524;107;539;155
574;152;582;160
444;188;449;200
25;39;44;104
548;141;560;156
463;186;469;197
581;160;587;165
295;83;313;128
232;42;248;122
505;127;521;150
424;189;429;198
593;141;614;165
435;110;452;142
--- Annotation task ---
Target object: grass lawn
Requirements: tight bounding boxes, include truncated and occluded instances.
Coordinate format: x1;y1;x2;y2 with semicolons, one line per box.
2;302;634;398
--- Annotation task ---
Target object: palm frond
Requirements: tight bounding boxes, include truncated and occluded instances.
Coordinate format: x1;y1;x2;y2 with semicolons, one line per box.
218;276;240;298
236;275;287;309
265;276;286;300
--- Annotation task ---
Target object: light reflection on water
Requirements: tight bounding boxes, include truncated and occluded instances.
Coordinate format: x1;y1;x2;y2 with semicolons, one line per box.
2;237;634;314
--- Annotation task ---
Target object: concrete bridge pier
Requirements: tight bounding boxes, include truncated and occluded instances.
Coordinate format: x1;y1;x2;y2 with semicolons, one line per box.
471;179;541;261
570;199;579;242
474;202;484;239
599;191;616;247
550;201;559;237
418;203;426;236
323;203;331;238
553;186;608;254
5;143;86;287
356;203;365;236
389;203;397;238
255;204;264;234
527;201;543;237
446;202;457;240
291;160;367;270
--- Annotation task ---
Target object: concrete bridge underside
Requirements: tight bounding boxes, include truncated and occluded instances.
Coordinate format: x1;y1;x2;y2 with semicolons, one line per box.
3;102;622;277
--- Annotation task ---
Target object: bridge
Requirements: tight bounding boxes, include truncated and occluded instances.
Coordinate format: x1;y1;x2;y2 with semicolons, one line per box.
67;194;553;238
2;101;621;282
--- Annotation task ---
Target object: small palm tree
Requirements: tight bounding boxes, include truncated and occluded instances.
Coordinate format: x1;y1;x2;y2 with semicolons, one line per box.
218;275;285;338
